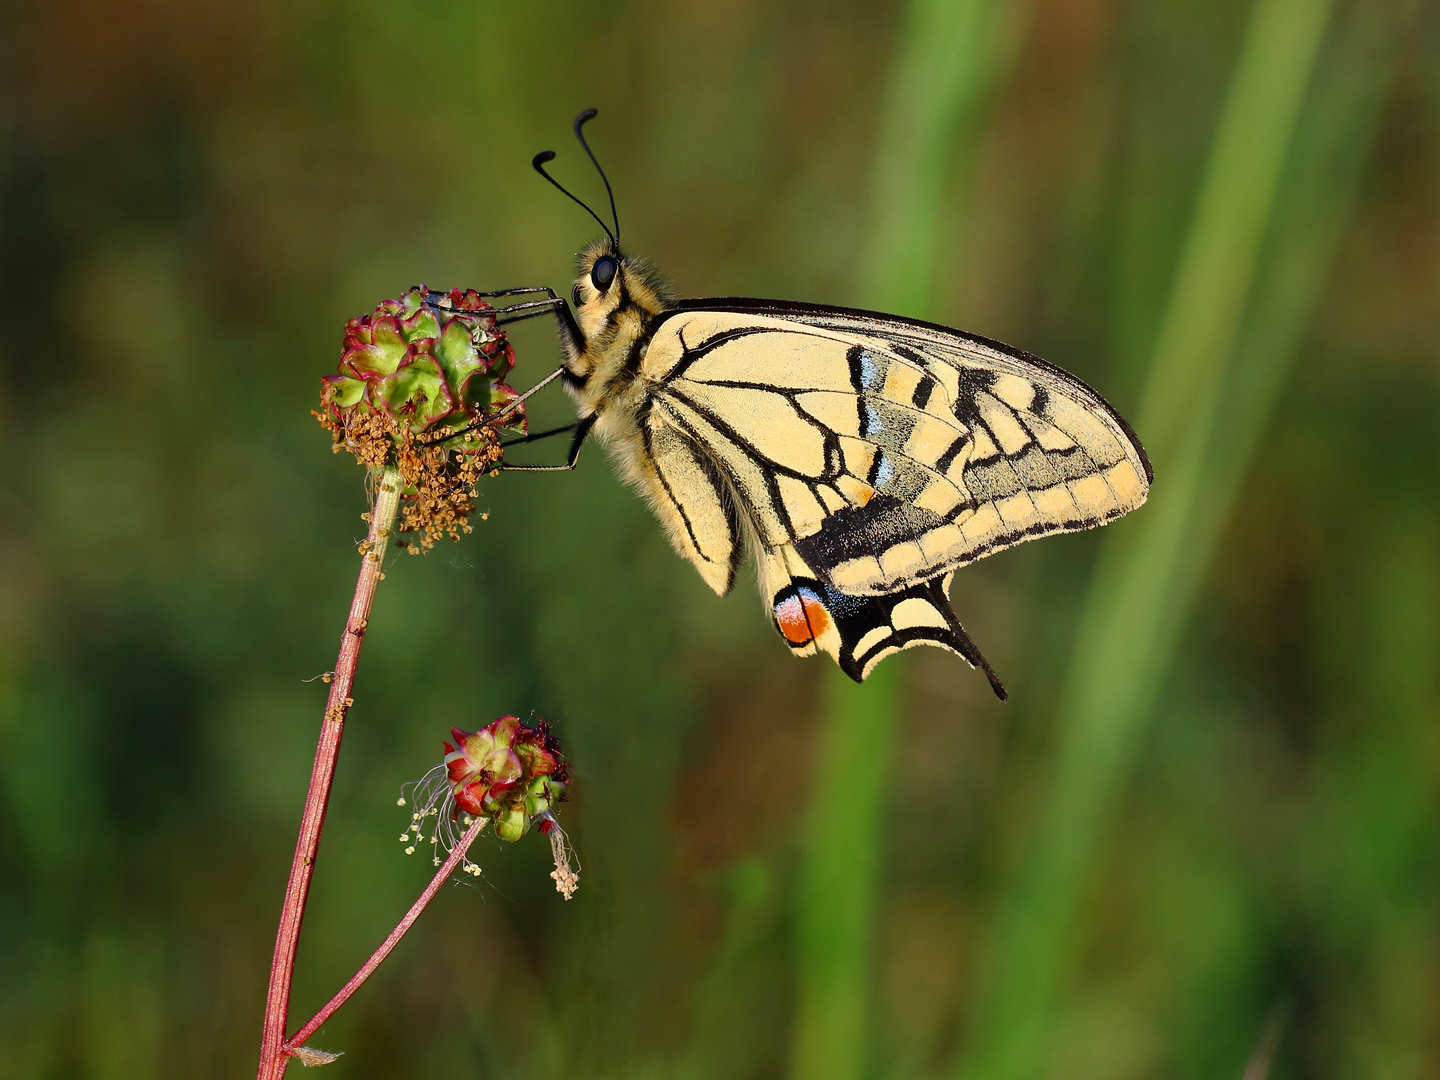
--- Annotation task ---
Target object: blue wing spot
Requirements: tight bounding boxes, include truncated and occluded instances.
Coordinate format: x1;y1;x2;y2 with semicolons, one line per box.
868;451;896;489
847;345;886;393
860;402;882;439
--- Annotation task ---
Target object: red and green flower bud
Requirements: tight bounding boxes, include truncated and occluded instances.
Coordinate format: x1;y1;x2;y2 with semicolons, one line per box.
492;805;529;843
321;287;524;441
442;715;568;842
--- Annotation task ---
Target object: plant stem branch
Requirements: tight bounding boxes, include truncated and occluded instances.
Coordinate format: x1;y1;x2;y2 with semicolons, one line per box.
284;816;490;1054
256;467;404;1080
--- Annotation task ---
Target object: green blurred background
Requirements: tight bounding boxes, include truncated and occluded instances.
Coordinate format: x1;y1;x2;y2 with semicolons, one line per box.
3;0;1438;1077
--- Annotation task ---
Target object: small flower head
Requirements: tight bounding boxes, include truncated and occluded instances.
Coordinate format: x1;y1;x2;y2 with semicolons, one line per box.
401;715;577;896
444;715;567;840
316;288;526;549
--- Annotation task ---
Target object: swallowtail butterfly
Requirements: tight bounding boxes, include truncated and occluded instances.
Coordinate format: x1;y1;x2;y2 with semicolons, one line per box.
468;111;1152;700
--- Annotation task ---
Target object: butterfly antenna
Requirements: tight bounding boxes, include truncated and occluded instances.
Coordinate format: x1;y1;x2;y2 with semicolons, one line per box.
532;150;617;246
573;108;621;244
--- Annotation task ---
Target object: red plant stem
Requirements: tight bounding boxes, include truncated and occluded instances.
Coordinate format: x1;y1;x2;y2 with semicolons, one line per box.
284;815;490;1053
257;468;404;1080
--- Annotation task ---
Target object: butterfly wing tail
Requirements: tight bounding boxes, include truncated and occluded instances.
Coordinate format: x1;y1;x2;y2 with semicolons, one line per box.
929;576;1008;701
769;568;1007;700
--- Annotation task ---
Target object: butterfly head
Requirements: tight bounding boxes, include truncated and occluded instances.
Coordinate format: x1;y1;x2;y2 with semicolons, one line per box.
570;240;669;343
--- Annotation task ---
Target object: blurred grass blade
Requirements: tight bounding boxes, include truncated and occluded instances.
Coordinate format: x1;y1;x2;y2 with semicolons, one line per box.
1133;0;1335;470
861;0;1033;316
1240;1000;1293;1080
1169;0;1421;616
791;662;899;1080
791;3;1029;1080
954;0;1418;1077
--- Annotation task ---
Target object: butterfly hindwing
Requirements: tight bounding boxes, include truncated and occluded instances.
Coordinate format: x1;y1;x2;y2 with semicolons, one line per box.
766;565;1006;696
633;406;743;595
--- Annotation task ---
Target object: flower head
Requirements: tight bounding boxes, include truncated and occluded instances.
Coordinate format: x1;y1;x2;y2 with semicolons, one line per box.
316;287;526;550
444;715;566;840
400;715;578;897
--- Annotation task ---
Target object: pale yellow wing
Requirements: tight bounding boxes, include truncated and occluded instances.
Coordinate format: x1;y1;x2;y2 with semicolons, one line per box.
639;303;1151;596
622;409;743;595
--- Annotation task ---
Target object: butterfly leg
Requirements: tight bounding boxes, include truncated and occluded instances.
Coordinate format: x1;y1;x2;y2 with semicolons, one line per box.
475;286;566;299
415;286;584;356
500;414;596;472
493;297;570;324
422;365;569;449
414;285;558;306
489;291;583;358
500;422;578;449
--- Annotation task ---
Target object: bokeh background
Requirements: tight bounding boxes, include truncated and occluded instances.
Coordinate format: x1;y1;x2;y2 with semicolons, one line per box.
2;0;1438;1077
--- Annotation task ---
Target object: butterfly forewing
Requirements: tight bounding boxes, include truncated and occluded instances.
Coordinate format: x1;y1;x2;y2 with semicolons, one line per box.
641;303;1151;598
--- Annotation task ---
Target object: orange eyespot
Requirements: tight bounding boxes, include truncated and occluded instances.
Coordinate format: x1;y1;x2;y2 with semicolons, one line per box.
773;587;830;646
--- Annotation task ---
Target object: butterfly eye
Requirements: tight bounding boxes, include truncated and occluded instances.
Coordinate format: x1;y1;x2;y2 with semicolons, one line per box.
590;255;618;293
572;282;583;307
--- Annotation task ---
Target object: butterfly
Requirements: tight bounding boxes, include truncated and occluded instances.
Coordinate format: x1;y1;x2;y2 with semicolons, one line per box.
470;110;1152;700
